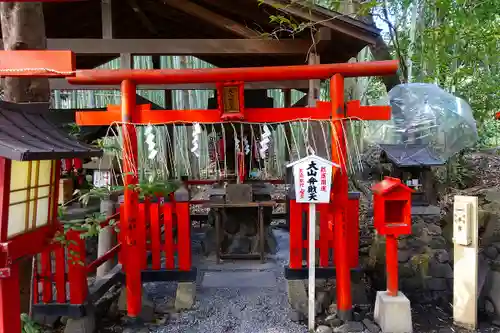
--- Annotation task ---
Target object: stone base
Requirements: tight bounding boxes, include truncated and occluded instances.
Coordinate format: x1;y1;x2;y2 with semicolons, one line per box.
175;282;196;311
374;291;412;333
64;314;96;333
286;279;308;316
117;287;155;322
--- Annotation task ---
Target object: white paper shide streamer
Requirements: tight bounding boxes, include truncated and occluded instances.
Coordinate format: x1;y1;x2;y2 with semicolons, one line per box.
259;125;271;159
191;123;202;158
243;136;250;155
234;135;241;153
145;124;158;160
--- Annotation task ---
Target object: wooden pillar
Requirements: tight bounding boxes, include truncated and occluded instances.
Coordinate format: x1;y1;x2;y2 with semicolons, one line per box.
330;74;352;320
101;0;113;39
121;79;141;317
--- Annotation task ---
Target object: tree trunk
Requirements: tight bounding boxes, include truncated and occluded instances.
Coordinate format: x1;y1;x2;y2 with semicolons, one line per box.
0;2;50;102
365;14;401;92
0;2;50;315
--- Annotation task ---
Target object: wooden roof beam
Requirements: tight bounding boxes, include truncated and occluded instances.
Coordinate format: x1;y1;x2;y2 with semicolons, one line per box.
162;0;261;39
260;0;377;45
126;0;158;35
38;38;311;55
101;0;113;38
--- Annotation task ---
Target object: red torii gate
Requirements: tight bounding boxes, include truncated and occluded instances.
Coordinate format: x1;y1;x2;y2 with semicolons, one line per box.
71;60;398;320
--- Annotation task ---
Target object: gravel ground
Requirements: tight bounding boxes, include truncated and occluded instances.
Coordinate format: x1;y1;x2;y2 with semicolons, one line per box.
142;228;307;333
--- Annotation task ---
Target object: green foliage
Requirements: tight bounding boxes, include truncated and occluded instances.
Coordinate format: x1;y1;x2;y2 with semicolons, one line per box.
379;0;500;142
263;0;500;147
53;173;180;265
21;313;41;333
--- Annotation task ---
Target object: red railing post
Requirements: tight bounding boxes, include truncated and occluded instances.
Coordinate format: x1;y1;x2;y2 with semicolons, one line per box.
289;196;303;269
67;230;88;305
174;187;191;271
347;192;360;268
0;261;21;333
150;202;161;270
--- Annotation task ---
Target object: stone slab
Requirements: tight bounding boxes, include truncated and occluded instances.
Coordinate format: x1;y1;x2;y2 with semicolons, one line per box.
201;271;276;288
286;279;308;315
200;259;276;271
64;309;96;333
374;291;412;333
175;282;196;311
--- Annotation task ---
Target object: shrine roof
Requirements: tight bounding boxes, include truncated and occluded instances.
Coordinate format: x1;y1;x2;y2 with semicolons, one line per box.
0;101;102;161
35;0;381;69
379;144;445;167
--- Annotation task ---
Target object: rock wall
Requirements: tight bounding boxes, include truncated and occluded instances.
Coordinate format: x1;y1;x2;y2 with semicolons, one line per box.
367;214;453;304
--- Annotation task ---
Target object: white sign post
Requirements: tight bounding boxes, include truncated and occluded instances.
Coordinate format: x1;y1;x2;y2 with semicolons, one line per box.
287;154;338;331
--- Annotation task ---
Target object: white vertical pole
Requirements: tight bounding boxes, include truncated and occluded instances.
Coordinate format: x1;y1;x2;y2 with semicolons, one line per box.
308;203;316;331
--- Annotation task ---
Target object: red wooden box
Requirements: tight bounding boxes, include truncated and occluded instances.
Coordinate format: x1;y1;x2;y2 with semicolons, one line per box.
372;177;413;236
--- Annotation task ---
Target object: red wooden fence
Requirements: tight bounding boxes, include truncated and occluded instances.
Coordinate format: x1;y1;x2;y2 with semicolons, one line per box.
33;213;120;306
119;199;192;272
288;192;360;269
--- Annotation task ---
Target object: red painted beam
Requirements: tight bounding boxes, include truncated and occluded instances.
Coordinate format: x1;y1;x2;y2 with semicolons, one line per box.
76;102;334;125
0;51;75;77
76;101;390;126
346;100;391;121
67;60;399;85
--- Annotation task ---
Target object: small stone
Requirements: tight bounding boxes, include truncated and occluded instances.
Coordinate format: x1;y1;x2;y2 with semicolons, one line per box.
429;261;453;278
169;312;181;321
155;316;168;325
398;250;412;263
485;299;495;315
175;282;196;311
485;246;499;259
362;318;380;333
289;310;305;323
353;311;363;322
316;279;328;289
427;277;448;291
429;236;447;249
333;321;364;332
316;325;333;333
437;328;454;333
324;314;340;327
316;291;331;312
123;328;149;333
155;298;175;314
427;223;442;236
327;303;338;315
434;249;450;263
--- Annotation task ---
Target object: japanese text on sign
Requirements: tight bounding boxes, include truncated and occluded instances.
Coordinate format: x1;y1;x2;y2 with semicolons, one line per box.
307;161;318;201
289;155;336;204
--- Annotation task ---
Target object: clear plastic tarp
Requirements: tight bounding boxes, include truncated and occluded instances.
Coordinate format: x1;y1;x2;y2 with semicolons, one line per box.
364;83;478;162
